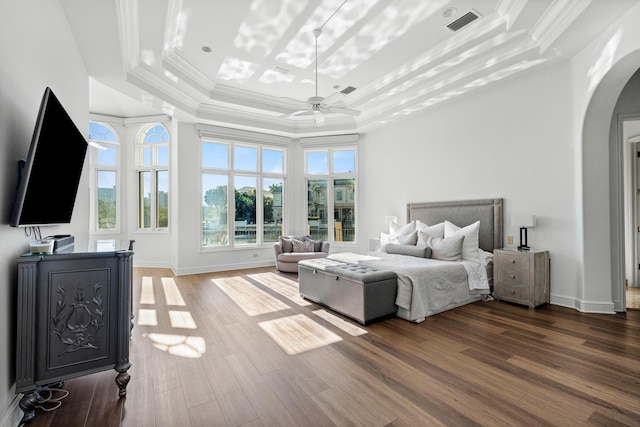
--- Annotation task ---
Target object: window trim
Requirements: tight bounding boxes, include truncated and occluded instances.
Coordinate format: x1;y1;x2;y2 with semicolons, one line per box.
88;121;121;234
304;145;358;245
200;137;286;251
135;123;170;233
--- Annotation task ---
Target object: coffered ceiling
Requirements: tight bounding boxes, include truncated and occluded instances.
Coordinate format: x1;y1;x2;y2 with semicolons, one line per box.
61;0;637;137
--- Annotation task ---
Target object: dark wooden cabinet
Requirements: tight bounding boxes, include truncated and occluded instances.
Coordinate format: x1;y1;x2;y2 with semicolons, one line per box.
15;245;133;424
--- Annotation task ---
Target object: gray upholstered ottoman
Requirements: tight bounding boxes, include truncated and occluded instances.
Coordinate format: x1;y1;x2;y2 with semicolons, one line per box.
298;258;398;325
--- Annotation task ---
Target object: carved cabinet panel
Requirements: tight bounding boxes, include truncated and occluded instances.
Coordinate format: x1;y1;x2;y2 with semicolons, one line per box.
15;249;133;424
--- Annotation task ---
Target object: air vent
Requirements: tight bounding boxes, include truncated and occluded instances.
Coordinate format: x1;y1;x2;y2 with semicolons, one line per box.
446;10;480;32
341;86;356;95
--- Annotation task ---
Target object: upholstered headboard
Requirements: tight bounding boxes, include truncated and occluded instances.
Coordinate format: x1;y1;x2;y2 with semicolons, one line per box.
407;198;503;253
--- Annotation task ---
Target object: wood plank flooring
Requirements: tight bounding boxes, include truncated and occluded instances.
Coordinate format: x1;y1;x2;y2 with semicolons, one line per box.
24;267;640;426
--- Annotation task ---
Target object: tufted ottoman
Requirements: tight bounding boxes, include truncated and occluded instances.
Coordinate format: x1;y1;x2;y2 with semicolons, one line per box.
298;258;398;325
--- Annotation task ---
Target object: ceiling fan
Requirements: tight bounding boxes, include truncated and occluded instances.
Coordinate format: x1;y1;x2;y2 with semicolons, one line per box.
280;27;361;126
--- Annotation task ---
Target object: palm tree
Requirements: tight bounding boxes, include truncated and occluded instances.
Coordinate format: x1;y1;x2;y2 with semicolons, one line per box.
310;181;324;217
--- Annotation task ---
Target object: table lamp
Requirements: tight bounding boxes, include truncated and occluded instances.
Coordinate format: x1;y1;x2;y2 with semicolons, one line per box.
511;214;536;250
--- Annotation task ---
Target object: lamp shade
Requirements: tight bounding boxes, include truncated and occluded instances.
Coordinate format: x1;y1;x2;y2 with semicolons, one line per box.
511;214;536;228
385;215;398;225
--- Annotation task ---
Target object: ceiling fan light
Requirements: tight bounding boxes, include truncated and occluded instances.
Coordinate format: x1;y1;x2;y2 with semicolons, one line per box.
313;110;325;126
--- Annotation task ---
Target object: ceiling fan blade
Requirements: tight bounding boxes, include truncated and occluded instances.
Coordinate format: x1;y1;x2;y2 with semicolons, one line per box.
281;109;310;118
326;106;361;116
294;110;315;117
323;92;346;106
281;109;315;119
279;97;309;109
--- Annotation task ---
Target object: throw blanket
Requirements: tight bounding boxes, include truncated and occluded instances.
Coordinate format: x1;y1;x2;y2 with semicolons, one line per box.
328;252;491;322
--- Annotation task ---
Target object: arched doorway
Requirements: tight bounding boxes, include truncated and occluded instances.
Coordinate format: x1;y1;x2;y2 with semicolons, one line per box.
582;50;640;313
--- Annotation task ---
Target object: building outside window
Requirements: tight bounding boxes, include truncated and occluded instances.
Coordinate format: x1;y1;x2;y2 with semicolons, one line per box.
201;139;285;249
136;124;170;231
305;147;356;243
89;121;120;233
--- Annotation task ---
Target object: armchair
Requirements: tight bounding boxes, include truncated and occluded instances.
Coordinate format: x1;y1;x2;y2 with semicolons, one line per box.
274;235;330;273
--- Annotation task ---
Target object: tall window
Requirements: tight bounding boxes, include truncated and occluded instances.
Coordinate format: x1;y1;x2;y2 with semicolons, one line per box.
305;148;356;243
136;124;170;231
89;121;119;232
201;139;285;248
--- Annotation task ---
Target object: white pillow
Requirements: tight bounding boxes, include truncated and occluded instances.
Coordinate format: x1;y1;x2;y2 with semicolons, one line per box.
380;230;418;249
389;220;415;236
444;220;480;262
425;234;465;261
416;221;444;239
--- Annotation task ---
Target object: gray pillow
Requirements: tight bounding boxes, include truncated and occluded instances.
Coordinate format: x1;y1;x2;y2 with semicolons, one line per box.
279;237;294;253
429;235;465;261
303;236;322;252
385;244;431;258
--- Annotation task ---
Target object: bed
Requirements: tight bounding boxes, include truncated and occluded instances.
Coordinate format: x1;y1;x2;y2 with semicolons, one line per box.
328;198;503;323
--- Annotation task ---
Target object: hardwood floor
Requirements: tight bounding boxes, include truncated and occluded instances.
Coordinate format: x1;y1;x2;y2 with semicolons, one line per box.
24;267;640;426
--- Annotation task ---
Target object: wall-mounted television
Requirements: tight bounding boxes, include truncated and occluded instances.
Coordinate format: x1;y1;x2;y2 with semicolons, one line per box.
10;87;88;227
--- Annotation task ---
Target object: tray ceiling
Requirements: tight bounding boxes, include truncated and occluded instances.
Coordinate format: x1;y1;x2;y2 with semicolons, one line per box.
61;0;637;137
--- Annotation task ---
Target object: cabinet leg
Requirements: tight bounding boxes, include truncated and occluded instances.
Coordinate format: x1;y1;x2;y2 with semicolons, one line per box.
18;392;39;425
115;370;130;397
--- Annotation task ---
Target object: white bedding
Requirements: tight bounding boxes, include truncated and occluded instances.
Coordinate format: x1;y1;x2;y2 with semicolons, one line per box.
328;251;491;323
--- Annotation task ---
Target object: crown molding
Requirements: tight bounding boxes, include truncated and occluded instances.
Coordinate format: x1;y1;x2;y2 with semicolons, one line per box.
531;0;592;53
111;0;600;136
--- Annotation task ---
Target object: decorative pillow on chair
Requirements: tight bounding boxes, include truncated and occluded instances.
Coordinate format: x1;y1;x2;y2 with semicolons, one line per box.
444;220;480;262
279;237;294;253
303;236;323;252
292;239;314;252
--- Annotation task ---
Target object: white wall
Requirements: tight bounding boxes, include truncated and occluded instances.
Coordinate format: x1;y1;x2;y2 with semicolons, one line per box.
357;2;640;313
0;2;89;425
359;62;579;306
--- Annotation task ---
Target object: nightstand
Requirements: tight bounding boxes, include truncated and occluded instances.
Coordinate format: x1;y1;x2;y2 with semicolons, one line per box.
493;249;550;308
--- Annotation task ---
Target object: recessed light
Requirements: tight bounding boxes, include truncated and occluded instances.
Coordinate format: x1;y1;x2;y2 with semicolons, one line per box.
442;7;457;18
333;85;340;89
201;46;212;53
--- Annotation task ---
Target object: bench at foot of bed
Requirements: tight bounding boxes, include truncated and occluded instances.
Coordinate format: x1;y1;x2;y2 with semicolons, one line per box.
298;258;398;325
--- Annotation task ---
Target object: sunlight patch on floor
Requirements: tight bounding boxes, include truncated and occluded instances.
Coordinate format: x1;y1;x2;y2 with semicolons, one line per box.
248;272;311;306
137;276;205;358
137;308;158;326
213;276;290;316
313;309;367;337
140;276;155;304
162;277;186;306
147;333;206;358
259;314;342;355
169;310;197;329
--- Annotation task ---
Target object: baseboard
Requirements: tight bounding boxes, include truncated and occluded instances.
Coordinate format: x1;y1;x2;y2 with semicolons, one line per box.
576;299;616;314
1;395;23;427
173;260;275;276
550;294;616;314
132;260;173;269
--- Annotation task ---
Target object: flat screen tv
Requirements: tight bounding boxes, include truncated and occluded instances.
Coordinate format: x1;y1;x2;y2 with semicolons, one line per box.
10;87;88;227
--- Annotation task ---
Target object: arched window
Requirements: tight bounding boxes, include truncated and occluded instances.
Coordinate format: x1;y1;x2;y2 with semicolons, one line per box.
89;121;120;232
136;123;170;230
